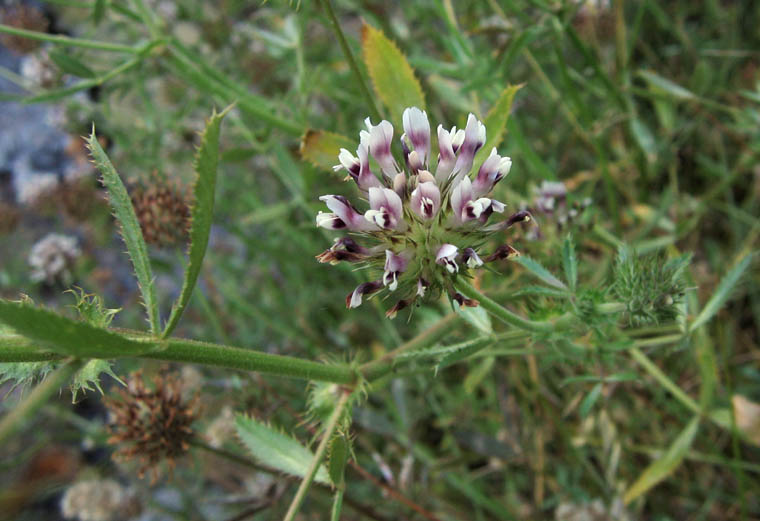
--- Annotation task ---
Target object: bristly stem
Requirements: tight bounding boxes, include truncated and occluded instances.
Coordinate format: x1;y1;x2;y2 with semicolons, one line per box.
317;0;382;122
0;331;358;385
283;390;352;521
0;359;84;445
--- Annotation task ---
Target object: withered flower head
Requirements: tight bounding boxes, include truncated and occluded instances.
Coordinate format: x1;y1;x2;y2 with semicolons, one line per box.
129;175;190;248
0;3;49;54
105;371;199;481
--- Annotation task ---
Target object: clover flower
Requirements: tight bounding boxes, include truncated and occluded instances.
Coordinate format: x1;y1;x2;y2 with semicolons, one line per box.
316;107;530;317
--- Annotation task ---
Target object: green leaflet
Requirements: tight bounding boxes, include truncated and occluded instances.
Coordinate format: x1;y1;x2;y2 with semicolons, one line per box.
623;416;700;504
562;234;578;293
473;84;523;167
361;23;425;121
690;252;754;332
0;300;153;358
513;255;568;290
48;49;96;78
457;305;492;334
327;433;349;489
299;129;355;172
235;414;331;485
87;130;160;333
163;106;231;338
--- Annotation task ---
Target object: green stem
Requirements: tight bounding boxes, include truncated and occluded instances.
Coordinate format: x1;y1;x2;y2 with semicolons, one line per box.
629;346;700;416
317;0;382;122
331;489;345;521
0;333;357;385
283;390;351;521
0;359;84;444
0;23;138;53
454;280;574;333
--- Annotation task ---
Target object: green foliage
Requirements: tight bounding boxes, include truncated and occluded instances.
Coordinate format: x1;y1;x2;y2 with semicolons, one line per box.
690;252;755;332
235;414;331;485
163;106;231;338
613;247;690;326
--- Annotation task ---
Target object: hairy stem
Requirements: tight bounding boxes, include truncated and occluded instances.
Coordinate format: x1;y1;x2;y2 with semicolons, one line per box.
283;390;352;521
0;359;84;444
0;332;357;384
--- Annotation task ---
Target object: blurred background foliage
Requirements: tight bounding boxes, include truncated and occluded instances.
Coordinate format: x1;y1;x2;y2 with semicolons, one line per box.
0;0;759;520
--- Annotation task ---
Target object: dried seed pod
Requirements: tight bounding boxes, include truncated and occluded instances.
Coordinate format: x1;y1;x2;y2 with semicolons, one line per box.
105;371;199;481
129;175;190;248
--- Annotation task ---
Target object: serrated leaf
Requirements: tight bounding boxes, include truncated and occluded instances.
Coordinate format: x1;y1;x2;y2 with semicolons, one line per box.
457;305;491;334
300;130;355;172
361;23;425;120
163;106;231;338
328;433;349;489
562;234;578;292
690;252;754;332
48;50;95;78
473;84;523;167
638;70;697;101
623;416;699;504
235;414;331;485
0;300;153;358
436;337;495;372
87;130;160;333
513;256;568;290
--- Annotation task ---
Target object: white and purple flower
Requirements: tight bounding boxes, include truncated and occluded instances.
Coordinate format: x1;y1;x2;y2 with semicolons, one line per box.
316;107;530;318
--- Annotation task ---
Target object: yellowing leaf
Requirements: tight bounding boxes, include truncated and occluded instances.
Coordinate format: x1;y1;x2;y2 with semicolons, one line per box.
300;129;355;172
361;23;425;120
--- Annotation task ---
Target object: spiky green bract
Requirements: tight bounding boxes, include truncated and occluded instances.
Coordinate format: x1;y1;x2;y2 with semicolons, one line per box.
234;414;332;485
613;247;690;326
0;361;57;394
306;381;358;432
66;287;121;328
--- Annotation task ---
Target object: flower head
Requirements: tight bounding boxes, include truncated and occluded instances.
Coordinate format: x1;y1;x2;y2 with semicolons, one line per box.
316;107;530;317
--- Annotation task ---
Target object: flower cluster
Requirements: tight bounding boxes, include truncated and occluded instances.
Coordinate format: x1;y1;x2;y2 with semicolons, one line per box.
316;107;530;317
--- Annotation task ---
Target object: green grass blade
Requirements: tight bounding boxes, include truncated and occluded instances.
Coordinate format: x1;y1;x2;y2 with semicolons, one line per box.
623;416;700;504
163;106;231;338
235;414;331;485
0;300;154;358
361;23;425;120
513;255;568;290
690;252;754;332
87;130;160;333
